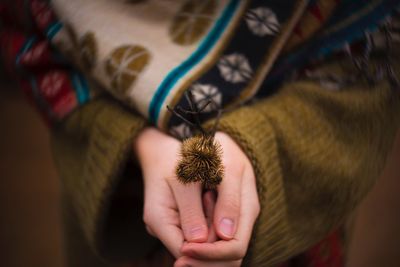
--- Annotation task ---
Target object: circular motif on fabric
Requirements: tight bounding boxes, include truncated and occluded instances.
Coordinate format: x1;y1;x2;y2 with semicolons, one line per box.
191;84;222;112
79;32;97;70
170;0;217;45
245;7;280;36
218;53;253;83
105;45;150;94
170;123;192;139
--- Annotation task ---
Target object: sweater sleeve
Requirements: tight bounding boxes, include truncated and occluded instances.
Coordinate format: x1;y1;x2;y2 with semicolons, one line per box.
50;96;160;262
215;70;400;265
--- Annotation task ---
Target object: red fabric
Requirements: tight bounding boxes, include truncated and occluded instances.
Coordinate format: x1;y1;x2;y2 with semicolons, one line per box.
0;0;91;126
303;231;343;267
30;0;57;33
278;230;344;267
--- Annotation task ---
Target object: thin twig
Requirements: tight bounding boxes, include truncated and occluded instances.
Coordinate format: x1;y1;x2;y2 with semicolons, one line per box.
167;105;197;129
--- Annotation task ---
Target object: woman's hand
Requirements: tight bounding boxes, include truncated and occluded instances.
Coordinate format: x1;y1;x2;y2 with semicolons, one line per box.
134;128;260;264
175;132;260;266
134;127;210;258
175;190;243;267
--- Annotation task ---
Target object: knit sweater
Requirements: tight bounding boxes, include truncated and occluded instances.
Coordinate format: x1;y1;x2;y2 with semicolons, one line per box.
51;53;400;266
2;1;400;266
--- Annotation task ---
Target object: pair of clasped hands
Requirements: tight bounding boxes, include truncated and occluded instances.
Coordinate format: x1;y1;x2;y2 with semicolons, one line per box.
134;127;260;267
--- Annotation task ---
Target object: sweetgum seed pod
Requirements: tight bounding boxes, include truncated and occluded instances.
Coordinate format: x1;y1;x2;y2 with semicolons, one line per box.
176;134;224;189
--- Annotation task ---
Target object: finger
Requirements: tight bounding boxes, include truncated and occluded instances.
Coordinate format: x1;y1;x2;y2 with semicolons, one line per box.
143;197;183;258
170;179;208;242
143;182;184;258
151;220;184;258
182;239;245;261
145;225;156;237
144;206;184;258
182;166;260;261
203;190;216;221
214;164;243;240
174;256;242;267
203;190;217;242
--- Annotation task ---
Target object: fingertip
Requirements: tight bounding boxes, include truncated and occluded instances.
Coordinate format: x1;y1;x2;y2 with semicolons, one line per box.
184;225;208;242
174;256;193;267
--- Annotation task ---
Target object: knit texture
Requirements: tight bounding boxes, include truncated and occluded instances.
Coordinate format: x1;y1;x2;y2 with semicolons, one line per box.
217;80;400;266
2;1;399;266
51;58;400;266
51;97;159;265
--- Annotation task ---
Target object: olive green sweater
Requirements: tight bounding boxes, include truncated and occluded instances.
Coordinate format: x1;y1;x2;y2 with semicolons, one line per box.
51;57;400;266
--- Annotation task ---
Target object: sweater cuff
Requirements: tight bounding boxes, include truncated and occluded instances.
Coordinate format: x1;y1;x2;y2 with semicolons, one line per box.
51;97;151;259
216;106;293;266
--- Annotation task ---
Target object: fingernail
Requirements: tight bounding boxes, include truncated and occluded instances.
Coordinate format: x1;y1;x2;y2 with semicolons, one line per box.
188;226;206;241
220;218;234;237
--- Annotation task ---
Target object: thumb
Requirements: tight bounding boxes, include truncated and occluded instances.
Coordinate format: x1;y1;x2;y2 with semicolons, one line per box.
213;161;243;240
213;132;244;240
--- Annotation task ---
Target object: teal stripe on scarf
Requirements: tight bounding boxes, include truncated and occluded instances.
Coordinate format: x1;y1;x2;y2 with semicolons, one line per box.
15;36;37;66
71;71;90;104
149;0;241;124
46;21;63;40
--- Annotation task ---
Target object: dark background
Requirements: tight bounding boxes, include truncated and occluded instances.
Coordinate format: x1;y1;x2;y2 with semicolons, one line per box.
0;78;399;267
0;80;64;267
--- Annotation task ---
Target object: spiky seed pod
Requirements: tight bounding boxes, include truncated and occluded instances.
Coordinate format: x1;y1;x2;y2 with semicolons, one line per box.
176;134;224;189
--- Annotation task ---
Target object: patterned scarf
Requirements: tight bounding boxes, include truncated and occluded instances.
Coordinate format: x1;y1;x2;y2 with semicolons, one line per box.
0;0;399;132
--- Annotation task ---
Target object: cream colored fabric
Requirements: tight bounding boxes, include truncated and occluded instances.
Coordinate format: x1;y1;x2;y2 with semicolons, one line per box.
51;0;234;117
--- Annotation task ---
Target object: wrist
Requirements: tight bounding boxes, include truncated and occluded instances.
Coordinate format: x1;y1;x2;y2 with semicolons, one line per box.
133;127;158;163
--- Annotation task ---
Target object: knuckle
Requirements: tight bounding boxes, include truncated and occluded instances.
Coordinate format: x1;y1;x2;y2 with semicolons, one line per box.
142;209;155;227
142;214;150;226
164;174;177;184
145;225;154;236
